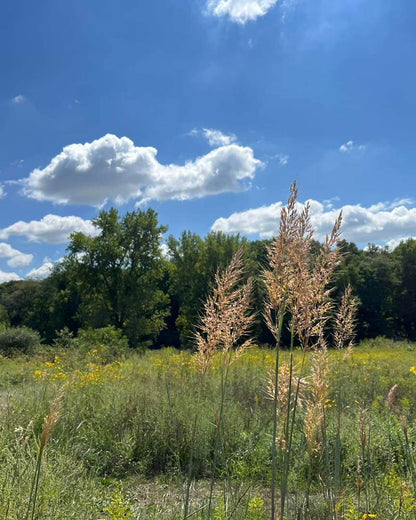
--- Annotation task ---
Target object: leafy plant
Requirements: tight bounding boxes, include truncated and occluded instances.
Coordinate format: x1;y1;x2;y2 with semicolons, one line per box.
0;326;41;356
103;484;133;520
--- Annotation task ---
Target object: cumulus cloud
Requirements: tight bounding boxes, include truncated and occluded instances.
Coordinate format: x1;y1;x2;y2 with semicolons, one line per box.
0;243;33;268
339;140;366;153
211;198;416;245
0;271;20;283
22;134;262;207
202;128;237;147
207;0;278;23
0;215;97;244
26;261;55;280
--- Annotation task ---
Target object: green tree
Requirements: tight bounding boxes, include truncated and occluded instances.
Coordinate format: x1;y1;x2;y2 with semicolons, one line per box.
64;208;169;348
0;280;40;328
167;231;245;347
335;242;399;339
393;239;416;340
0;304;10;330
26;266;82;342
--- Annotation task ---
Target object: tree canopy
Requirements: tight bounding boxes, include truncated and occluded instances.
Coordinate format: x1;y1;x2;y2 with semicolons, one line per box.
0;208;414;347
63;208;169;347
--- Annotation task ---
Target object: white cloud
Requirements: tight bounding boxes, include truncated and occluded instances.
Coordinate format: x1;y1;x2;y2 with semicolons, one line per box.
7;255;33;268
160;243;171;258
0;271;20;283
207;0;278;24
23;134;262;206
0;215;97;244
211;198;416;245
26;261;55;280
0;243;33;268
202;128;237;147
0;186;5;199
277;154;289;166
386;236;416;250
339;140;366;153
11;95;26;105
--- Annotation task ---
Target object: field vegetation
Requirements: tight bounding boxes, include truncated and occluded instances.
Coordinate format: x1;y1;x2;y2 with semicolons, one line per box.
0;184;415;519
0;338;415;518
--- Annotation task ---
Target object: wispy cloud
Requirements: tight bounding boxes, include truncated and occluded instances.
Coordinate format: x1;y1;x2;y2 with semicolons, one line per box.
339;140;366;153
11;94;26;105
271;153;289;166
202;128;237;147
189;128;238;147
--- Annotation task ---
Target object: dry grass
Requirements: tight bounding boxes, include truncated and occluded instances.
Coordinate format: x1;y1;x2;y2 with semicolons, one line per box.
195;247;255;373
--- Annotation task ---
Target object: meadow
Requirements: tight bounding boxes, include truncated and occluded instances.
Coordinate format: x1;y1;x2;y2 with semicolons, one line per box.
0;338;415;519
1;186;415;520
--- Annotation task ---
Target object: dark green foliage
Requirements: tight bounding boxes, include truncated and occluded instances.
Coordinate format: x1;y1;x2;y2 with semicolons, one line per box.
334;239;416;341
0;208;414;348
393;239;416;340
0;280;40;327
0;326;41;356
167;231;246;347
64;208;169;348
77;326;130;361
0;304;10;329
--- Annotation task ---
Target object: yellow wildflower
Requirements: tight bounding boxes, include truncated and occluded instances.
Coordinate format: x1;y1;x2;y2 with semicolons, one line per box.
34;370;43;380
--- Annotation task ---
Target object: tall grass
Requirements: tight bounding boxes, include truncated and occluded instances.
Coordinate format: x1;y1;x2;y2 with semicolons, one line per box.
0;342;415;518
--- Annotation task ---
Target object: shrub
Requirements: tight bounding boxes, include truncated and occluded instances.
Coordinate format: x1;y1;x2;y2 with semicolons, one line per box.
0;326;41;356
77;326;130;361
53;327;77;349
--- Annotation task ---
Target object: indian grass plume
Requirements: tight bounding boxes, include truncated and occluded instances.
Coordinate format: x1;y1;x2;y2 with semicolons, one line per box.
263;181;313;341
262;182;343;520
25;386;65;520
386;383;400;412
267;363;306;414
267;363;306;451
334;284;360;357
195;247;255;373
195;248;254;518
359;407;368;449
262;182;344;520
304;348;330;457
262;181;312;520
290;213;343;351
40;400;62;454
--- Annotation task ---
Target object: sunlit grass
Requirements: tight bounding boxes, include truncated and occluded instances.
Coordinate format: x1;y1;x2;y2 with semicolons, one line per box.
0;340;415;519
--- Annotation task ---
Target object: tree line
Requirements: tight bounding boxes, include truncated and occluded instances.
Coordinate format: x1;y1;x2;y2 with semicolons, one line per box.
0;207;414;348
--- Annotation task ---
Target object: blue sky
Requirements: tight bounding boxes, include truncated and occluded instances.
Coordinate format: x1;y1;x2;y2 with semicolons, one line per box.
0;0;415;280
